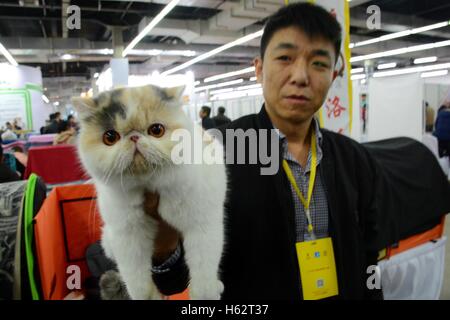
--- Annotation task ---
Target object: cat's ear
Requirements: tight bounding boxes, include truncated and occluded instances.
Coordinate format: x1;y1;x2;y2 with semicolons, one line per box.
164;86;185;101
71;97;97;115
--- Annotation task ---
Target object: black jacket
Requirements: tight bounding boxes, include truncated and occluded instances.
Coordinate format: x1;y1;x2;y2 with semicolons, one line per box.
201;117;216;130
0;163;20;183
154;106;383;299
212;114;231;127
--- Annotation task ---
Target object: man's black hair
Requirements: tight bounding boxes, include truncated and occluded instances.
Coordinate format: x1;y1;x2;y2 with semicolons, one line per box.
49;113;56;121
201;106;211;117
260;2;342;62
0;144;3;160
218;107;226;114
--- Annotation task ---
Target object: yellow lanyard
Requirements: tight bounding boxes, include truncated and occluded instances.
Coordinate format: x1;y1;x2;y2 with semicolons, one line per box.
282;129;317;238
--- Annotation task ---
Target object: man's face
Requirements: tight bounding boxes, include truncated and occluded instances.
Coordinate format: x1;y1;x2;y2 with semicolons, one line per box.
255;26;337;125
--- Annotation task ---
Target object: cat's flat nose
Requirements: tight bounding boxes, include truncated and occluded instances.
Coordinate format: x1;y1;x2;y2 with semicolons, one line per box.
130;135;140;143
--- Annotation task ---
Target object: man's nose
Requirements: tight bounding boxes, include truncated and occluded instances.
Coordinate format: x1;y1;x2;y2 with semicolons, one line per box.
290;59;310;86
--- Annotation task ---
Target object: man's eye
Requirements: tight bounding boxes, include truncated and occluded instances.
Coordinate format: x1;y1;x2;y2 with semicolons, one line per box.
277;56;291;61
313;61;329;68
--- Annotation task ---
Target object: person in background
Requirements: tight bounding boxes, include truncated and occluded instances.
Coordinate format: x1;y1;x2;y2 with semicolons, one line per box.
0;145;20;183
212;106;232;127
44;113;59;134
425;102;435;133
53;120;77;145
434;102;450;157
199;106;216;130
67;115;80;132
13;117;23;131
1;122;18;142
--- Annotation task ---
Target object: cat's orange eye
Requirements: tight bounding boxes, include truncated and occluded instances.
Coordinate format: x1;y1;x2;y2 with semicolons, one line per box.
103;130;121;146
148;123;165;138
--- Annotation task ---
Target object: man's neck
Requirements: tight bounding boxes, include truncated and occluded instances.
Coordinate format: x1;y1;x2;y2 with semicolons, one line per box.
267;110;314;167
269;113;313;146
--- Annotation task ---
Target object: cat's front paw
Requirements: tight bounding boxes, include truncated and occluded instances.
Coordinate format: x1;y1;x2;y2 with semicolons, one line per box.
190;279;224;300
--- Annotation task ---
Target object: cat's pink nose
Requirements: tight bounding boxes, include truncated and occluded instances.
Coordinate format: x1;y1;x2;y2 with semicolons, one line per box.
130;135;140;143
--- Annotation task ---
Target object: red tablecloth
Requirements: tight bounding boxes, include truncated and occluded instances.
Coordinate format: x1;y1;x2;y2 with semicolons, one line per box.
24;144;89;184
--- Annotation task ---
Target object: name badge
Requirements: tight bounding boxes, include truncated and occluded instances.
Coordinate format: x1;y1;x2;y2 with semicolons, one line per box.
296;237;339;300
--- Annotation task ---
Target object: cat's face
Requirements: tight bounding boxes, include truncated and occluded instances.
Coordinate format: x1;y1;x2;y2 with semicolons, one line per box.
73;85;187;181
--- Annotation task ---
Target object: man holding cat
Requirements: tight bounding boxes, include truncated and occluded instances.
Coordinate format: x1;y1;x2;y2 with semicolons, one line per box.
149;2;382;300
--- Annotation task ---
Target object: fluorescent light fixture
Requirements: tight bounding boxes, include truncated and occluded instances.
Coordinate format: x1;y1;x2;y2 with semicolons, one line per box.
211;87;263;101
352;21;450;48
93;72;99;79
209;83;261;96
420;69;448;78
194;79;244;92
414;56;437;64
210;88;234;95
123;0;180;57
250;76;257;81
351;67;364;74
377;62;397;70
360;79;367;84
204;66;255;83
349;43;355;49
162;29;264;76
42;95;49;103
100;49;114;55
373;62;450;78
351;74;366;80
53;102;60;106
61;54;76;60
0;42;18;66
193;81;200;86
351;39;450;62
236;83;261;91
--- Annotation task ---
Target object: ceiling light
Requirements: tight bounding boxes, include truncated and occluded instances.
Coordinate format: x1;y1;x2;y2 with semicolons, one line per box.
204;66;255;83
61;54;76;60
210;88;234;95
373;62;450;78
123;0;180;57
351;39;450;62
236;83;261;91
377;62;397;70
414;56;438;64
161;29;264;76
420;70;448;78
53;102;60;106
351;67;364;74
352;21;450;48
250;76;257;81
194;79;244;92
93;72;99;79
351;74;366;80
0;42;18;66
42;95;49;103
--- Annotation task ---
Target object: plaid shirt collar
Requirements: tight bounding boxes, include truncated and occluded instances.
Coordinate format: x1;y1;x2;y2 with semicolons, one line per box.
273;117;323;172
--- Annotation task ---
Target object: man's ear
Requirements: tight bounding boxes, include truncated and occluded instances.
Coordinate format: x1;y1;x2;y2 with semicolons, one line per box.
254;57;263;84
332;70;339;81
71;97;97;116
164;85;185;101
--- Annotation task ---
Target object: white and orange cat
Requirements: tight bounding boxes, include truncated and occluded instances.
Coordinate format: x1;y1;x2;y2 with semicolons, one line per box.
72;85;226;300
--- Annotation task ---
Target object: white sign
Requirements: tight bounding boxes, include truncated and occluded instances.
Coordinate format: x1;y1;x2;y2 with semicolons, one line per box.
0;93;28;129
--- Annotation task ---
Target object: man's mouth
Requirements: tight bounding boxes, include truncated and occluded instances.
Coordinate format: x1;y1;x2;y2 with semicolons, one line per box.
286;95;310;101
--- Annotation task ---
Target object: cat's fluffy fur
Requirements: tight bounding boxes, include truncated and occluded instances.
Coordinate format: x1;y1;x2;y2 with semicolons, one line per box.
73;85;226;300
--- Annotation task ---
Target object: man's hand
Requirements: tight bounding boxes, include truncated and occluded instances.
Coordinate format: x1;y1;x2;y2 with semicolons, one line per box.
144;191;181;264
